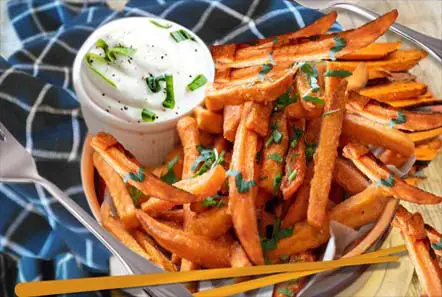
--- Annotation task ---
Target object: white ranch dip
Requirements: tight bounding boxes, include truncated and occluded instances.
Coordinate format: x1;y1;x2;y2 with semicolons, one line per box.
82;18;214;123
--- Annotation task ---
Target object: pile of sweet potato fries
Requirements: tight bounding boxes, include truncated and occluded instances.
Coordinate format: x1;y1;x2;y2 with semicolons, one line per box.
89;10;442;296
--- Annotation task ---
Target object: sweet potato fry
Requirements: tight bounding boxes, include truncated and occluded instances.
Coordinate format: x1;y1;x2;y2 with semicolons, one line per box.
246;102;273;137
141;165;227;216
281;120;306;200
271;185;389;260
272;251;316;297
215;68;231;83
342;113;415;157
186;206;233;239
333;157;370;194
385;95;442;108
338;42;401;60
407;127;442;143
223;105;243;142
93;152;139;229
259;111;290;194
392;206;442;297
308;79;347;228
285;99;307;119
415;138;442;161
205;96;225;112
282;164;314;228
205;67;297;107
358;81;427;102
177;116;200;178
229;102;264;265
347;102;442;131
343;143;442;204
193;106;223;134
136;210;231;268
165;146;184;180
230;242;253;268
215;10;398;69
156;209;184;224
90;133;197;204
133;231;177;272
377;149;408;168
100;202;150;260
346;63;368;92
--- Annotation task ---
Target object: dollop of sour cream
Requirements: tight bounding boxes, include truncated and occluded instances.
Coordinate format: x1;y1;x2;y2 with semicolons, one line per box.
82;18;214;123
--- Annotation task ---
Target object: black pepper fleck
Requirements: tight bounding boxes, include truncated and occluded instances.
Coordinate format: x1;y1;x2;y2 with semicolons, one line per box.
102;93;105;96
123;106;128;110
106;109;109;113
194;49;198;52
160;56;164;59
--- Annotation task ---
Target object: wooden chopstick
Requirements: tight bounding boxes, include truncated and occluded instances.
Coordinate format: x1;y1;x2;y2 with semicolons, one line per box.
15;245;406;297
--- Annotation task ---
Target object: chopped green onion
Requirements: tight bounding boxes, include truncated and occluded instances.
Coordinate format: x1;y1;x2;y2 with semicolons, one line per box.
160;155;179;184
141;108;157;122
273;172;282;193
146;74;165;93
85;54;117;88
323;70;352;78
162;74;175;109
290;128;303;148
376;173;395;188
322;109;341;117
108;46;136;57
170;29;195;42
227;170;256;193
305;142;317;161
274;91;297;111
267;153;283;163
258;63;273;81
431;237;442;250
187;74;207;91
329;35;347;60
150;20;172;29
123;167;145;183
129;186;143;206
389;111;406;128
278;287;295;297
288;168;298;182
303;96;325;105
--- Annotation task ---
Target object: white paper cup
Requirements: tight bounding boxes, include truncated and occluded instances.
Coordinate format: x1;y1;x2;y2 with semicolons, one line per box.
73;17;214;166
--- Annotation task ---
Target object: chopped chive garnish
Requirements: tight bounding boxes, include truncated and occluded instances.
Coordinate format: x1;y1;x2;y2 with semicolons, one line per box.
273;172;282;193
389;111;406;128
431;237;442;250
266;123;283;147
267;153;283;163
129;186;143;206
108;46;136;57
123;167;145;183
85;54;117;88
290;128;303;148
278;287;295;297
288;167;298;182
150;20;172;29
170;29;195;42
227;170;256;193
141;108;157;122
323;70;352;78
322;109;341;117
146;73;165;93
162;74;175;109
160;155;179;184
305;142;317;161
303;96;325;105
329;35;347;60
274;90;298;111
268;52;276;65
201;194;224;208
187;74;207;91
258;63;273;81
376;173;395;188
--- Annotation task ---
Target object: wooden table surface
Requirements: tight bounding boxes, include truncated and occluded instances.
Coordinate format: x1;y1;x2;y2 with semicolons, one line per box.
1;0;441;296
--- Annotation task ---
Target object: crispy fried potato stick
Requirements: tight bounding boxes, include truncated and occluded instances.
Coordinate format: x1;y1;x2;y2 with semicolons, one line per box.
156;209;184;224
136;210;231;268
308;79;347;228
282;164;314;228
333;157;370;194
339;42;401;60
415;137;442;161
343;143;442;204
285;98;307;120
177;116;200;179
346;63;368;92
246;102;274;137
328;50;428;80
133;231;177;272
186;206;233;239
407;127;442;143
224;105;243;142
205;67;297;107
358;81;427;102
230;242;253;268
377;149;408;168
100;202;151;260
281;120;306;200
229;102;264;265
271;185;389;260
342;113;415;157
194;106;223;134
215;10;398;69
90;133;196;203
385;95;442;108
272;251;316;297
141;165;226;215
93;152;139;229
260;111;290;194
347;102;442;132
392;206;442;297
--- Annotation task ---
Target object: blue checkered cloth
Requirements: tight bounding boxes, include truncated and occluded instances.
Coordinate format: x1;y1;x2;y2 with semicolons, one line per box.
0;0;341;295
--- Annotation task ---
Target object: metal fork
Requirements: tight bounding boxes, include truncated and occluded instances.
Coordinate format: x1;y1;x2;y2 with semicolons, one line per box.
0;122;191;297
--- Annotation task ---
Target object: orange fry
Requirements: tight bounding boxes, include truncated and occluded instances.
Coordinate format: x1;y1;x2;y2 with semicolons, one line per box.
406;127;442;143
342;113;415;157
136;210;231;268
281;120;307;200
259;111;290;194
347;102;442;132
338;42;401;60
343;143;442;204
392;206;442;297
415;137;442;161
186;206;233;239
193;106;223;134
333;157;370;194
308;79;347;228
90;133;196;204
177;116;200;179
229;102;264;265
246;102;274;137
93;152;139;229
377;149;409;168
223;105;243;142
358;81;427;102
